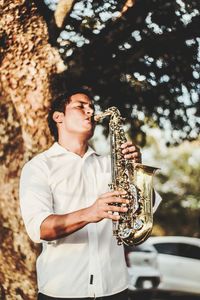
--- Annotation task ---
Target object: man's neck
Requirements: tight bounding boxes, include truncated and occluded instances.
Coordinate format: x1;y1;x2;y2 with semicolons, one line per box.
58;135;89;157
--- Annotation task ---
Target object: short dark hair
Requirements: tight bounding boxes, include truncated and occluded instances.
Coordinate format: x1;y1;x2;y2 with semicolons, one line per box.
47;88;93;141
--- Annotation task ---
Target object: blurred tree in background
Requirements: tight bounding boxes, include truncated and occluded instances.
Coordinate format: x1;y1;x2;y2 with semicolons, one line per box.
40;0;200;145
0;0;199;298
143;133;200;237
0;1;64;298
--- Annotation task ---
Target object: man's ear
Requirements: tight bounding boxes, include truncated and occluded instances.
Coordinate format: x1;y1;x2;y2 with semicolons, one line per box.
52;111;64;123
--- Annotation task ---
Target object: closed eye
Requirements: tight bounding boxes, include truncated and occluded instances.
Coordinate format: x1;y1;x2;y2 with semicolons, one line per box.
75;104;93;110
74;104;84;109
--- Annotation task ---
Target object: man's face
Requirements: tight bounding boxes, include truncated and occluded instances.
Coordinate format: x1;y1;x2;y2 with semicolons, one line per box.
61;93;95;138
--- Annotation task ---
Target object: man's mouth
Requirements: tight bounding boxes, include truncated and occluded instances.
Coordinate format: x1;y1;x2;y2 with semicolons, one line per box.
85;117;94;123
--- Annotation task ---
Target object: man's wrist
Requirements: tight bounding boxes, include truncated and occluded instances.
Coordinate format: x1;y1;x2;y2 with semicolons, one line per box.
79;206;93;224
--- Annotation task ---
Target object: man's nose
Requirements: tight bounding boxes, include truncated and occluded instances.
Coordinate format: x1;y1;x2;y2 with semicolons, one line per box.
86;107;94;116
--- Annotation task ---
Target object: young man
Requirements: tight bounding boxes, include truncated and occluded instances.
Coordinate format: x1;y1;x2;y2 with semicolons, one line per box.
20;90;158;300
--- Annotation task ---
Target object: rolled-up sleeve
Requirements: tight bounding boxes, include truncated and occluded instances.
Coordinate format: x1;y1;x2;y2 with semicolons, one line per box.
19;157;54;243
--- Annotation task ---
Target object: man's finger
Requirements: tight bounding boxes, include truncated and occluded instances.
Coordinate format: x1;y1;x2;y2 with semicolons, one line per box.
100;190;127;198
122;145;138;154
121;141;132;148
104;197;129;204
106;205;128;213
105;212;120;221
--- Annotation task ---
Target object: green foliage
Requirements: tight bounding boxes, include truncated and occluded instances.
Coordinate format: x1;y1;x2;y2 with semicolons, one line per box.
43;0;200;144
146;135;200;236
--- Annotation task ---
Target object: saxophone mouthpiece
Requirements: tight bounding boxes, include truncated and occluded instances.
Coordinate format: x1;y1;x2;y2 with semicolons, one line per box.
94;115;100;122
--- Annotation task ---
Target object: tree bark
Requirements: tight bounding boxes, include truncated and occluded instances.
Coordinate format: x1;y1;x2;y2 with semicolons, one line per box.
0;1;64;298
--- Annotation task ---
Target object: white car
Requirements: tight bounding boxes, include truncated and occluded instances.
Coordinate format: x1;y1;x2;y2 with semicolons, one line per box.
124;243;161;294
147;236;200;295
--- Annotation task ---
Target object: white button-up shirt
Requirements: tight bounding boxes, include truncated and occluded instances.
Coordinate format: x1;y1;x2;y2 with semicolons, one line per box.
19;142;129;298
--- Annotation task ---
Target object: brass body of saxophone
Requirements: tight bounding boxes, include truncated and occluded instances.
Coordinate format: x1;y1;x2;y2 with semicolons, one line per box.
95;107;159;246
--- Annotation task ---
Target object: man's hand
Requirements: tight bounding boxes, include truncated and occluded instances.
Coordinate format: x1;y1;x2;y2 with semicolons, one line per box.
86;190;129;223
121;141;141;163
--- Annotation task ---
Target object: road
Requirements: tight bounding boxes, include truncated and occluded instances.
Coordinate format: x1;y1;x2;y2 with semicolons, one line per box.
128;291;200;300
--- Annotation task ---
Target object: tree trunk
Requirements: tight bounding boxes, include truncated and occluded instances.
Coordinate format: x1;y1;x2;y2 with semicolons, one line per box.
0;1;64;298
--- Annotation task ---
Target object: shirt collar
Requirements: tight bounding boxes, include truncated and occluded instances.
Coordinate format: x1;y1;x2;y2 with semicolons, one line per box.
45;142;98;158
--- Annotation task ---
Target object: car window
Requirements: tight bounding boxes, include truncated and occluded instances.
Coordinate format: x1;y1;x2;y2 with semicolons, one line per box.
153;243;178;255
178;243;200;260
153;242;200;260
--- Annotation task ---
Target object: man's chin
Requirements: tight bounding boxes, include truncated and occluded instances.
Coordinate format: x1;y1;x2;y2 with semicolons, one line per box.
86;127;95;139
79;126;93;137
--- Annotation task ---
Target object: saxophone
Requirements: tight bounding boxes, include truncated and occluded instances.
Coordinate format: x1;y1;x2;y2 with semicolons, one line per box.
95;107;159;246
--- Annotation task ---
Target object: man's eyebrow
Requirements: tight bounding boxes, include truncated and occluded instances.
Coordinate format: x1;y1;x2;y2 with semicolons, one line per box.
75;100;94;108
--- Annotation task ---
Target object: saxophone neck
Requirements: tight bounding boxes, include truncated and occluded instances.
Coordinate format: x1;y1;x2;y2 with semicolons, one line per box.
94;106;122;122
94;111;112;122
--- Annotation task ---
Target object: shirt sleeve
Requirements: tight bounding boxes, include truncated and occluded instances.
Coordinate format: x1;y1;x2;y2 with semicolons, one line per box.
19;157;54;243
